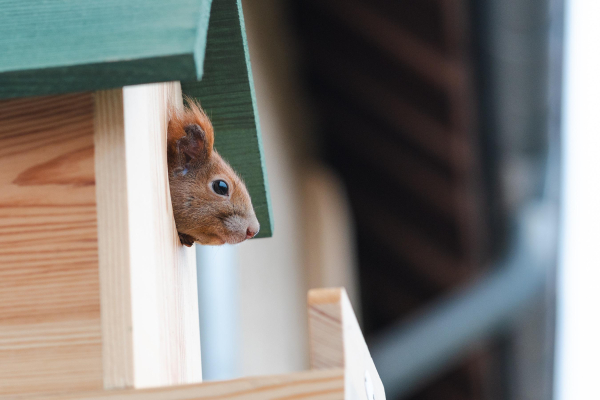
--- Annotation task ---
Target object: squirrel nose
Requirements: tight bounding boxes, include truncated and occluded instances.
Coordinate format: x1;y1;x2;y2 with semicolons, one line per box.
246;227;258;239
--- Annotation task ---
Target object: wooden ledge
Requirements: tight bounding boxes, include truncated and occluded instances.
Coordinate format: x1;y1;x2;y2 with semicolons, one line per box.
309;288;343;305
11;288;383;399
24;369;344;400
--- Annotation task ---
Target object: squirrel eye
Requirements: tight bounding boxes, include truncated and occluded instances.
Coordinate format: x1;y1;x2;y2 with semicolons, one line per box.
212;180;229;196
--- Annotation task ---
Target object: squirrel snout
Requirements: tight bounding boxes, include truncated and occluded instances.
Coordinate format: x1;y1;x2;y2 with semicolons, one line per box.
246;218;260;240
246;227;258;239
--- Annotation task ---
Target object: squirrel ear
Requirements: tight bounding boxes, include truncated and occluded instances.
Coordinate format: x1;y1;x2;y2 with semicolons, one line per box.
178;124;212;165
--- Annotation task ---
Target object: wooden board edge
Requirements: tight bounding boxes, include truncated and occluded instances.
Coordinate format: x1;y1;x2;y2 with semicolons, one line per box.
235;0;274;237
340;289;386;400
94;82;201;389
21;369;344;400
94;88;135;389
121;82;201;388
308;288;345;371
0;55;197;101
308;287;387;400
193;0;215;80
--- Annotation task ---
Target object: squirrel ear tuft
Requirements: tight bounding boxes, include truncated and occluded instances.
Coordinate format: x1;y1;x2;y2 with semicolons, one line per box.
185;98;214;151
178;124;212;165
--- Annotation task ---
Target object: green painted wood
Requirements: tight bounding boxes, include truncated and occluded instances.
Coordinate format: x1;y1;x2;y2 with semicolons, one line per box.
0;0;212;99
181;0;273;238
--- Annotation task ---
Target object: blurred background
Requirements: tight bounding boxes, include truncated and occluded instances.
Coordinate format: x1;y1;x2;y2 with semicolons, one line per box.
196;0;600;399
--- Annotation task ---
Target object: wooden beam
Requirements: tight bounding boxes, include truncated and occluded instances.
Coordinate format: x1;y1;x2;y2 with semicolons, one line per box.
94;89;133;388
94;82;201;389
0;0;212;99
309;288;386;400
181;0;273;238
25;369;344;400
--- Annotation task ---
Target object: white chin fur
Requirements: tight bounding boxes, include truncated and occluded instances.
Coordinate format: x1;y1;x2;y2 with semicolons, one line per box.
223;215;248;244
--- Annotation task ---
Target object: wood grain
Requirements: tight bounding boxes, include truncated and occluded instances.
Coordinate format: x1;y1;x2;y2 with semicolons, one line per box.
95;83;201;389
24;369;344;400
181;0;273;238
94;90;133;389
0;93;103;395
0;0;212;99
309;288;386;400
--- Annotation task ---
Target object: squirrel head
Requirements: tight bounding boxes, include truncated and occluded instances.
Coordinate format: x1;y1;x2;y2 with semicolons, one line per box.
167;100;260;246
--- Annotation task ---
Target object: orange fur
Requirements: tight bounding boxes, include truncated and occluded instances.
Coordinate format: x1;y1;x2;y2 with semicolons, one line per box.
167;98;214;168
169;98;213;142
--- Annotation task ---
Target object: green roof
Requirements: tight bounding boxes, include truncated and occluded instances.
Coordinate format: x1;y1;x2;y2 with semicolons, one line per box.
0;0;212;98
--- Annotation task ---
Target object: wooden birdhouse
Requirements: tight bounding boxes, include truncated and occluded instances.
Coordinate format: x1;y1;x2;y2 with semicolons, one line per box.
0;0;384;398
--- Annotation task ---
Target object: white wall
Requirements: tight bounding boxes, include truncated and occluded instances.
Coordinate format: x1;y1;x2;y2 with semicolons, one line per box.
236;0;312;375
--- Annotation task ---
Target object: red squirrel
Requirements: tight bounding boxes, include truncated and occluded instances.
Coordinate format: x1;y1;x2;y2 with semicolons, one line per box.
167;100;260;246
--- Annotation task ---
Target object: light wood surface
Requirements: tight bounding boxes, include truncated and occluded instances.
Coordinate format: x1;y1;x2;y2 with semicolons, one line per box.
309;288;386;400
0;93;103;395
94;82;201;389
94;89;133;388
24;369;343;400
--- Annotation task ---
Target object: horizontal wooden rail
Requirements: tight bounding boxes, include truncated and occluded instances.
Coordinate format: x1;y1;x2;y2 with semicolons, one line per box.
24;369;344;400
10;288;383;399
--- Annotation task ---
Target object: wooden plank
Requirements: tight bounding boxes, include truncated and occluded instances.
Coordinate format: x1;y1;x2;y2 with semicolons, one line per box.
0;93;103;395
24;369;344;400
0;0;212;99
94;90;133;388
181;0;273;238
309;288;386;400
94;82;201;389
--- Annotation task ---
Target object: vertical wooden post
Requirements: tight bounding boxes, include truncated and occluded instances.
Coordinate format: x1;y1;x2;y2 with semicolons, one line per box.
94;82;202;389
95;88;133;388
309;288;386;400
